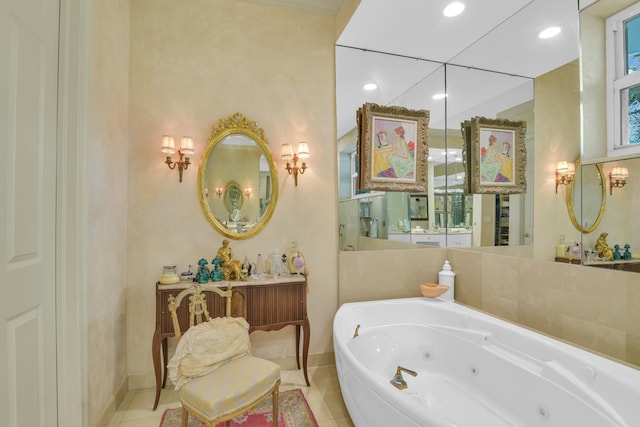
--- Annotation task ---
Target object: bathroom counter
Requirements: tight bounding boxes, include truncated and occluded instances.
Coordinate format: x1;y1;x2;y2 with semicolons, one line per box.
388;230;472;247
556;257;640;272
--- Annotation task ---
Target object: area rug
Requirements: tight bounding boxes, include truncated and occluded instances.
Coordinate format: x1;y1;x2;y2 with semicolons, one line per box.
159;389;319;427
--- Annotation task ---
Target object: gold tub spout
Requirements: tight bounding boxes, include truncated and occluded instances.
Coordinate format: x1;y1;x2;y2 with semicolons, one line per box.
353;324;360;338
390;366;418;390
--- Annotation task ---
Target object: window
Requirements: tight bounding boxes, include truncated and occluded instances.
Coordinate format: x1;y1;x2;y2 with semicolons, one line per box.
606;2;640;157
350;151;383;199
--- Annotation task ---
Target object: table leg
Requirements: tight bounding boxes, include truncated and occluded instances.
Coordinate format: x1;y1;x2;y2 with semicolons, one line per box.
302;317;310;386
152;331;162;410
295;325;301;370
161;338;168;388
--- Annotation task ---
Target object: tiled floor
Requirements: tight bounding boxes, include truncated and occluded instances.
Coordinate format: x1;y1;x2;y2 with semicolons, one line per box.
107;365;354;427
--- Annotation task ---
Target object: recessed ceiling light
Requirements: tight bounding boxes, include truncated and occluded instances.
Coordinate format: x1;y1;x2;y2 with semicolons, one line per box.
363;83;377;91
538;26;561;39
432;93;447;100
443;2;465;17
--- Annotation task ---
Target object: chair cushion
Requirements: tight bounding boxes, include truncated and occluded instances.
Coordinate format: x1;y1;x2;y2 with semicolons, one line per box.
168;317;251;390
178;356;280;421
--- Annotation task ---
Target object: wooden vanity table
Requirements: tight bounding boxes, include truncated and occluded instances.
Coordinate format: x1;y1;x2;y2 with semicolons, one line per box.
152;275;310;410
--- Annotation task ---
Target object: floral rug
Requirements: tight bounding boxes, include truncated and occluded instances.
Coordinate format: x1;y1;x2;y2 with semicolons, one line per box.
159;389;319;427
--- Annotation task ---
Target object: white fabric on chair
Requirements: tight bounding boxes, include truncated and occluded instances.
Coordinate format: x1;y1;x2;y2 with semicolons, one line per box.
168;316;250;390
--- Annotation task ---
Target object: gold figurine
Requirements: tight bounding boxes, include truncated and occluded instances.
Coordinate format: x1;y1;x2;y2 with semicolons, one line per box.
596;232;613;261
216;239;247;281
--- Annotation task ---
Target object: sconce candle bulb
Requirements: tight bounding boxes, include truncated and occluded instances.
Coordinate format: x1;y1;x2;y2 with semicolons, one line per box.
282;141;309;186
609;166;629;195
161;134;193;183
555;160;575;193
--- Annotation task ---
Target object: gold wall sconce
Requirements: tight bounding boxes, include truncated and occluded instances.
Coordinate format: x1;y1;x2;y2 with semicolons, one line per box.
214;187;223;197
282;141;310;186
161;135;194;183
609;166;629;195
244;188;252;198
555;160;575;193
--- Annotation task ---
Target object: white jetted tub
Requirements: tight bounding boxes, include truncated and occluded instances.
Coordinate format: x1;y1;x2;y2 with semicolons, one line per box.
333;298;640;427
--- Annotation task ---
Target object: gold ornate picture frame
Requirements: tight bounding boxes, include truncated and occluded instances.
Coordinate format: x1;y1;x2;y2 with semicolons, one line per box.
357;103;429;192
462;116;527;194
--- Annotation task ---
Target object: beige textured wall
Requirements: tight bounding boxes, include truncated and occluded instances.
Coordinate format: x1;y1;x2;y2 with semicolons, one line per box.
338;247;447;304
127;0;337;389
87;0;130;425
533;61;582;260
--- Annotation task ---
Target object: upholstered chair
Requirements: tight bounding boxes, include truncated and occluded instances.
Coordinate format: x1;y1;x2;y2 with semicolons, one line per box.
167;283;280;427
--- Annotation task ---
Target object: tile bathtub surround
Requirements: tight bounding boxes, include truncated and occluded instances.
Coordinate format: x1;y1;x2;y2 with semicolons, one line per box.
107;365;354;427
447;248;640;368
338;247;640;369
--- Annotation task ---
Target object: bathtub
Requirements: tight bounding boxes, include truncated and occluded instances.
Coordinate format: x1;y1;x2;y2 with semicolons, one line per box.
333;298;640;427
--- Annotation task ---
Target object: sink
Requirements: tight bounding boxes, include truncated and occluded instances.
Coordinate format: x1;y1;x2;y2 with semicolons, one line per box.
448;228;469;233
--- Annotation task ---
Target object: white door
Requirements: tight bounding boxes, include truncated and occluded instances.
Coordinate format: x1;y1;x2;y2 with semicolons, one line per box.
0;0;60;425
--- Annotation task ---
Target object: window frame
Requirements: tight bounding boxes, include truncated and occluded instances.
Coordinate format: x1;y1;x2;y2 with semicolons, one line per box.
350;151;383;199
606;2;640;158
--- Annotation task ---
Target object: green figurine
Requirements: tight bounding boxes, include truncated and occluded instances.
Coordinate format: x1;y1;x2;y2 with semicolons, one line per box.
196;258;210;283
623;244;632;260
210;258;224;282
614;244;622;260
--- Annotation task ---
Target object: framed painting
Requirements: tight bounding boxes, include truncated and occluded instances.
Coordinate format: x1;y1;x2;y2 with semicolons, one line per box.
461;116;527;194
409;194;428;220
357;103;429;192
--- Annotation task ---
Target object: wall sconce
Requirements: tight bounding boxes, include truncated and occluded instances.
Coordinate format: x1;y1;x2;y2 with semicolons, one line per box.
282;141;310;186
609;166;629;195
161;135;194;183
555;160;575;193
214;187;223;197
244;188;252;198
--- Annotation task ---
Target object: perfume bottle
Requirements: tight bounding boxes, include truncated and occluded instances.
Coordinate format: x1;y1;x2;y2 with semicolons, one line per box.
270;249;281;277
255;254;264;275
159;265;180;284
286;241;306;275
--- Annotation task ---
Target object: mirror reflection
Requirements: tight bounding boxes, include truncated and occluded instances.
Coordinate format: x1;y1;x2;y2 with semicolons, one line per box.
198;113;278;240
337;50;534;251
566;159;606;234
577;0;640;272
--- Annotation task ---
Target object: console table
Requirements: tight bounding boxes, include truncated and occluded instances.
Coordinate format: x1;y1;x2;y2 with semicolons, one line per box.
152;276;310;410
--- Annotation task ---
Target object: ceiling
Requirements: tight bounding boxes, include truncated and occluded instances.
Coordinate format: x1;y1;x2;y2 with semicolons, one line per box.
256;0;581;169
335;0;580;138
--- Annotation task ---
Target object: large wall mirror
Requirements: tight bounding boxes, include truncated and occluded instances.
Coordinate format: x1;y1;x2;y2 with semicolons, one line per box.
198;113;278;240
337;48;534;252
335;0;578;257
578;0;640;271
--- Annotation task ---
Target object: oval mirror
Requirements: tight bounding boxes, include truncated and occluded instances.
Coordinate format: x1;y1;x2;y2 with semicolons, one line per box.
566;159;606;234
198;113;278;240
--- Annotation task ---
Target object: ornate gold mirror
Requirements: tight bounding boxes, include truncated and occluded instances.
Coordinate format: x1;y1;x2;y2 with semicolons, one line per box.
198;113;278;239
566;159;606;233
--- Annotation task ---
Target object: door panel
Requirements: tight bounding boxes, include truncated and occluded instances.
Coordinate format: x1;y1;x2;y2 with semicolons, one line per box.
1;0;59;425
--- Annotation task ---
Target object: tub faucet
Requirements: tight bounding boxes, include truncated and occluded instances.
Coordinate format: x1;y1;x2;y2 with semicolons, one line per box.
390;366;418;390
353;324;360;338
